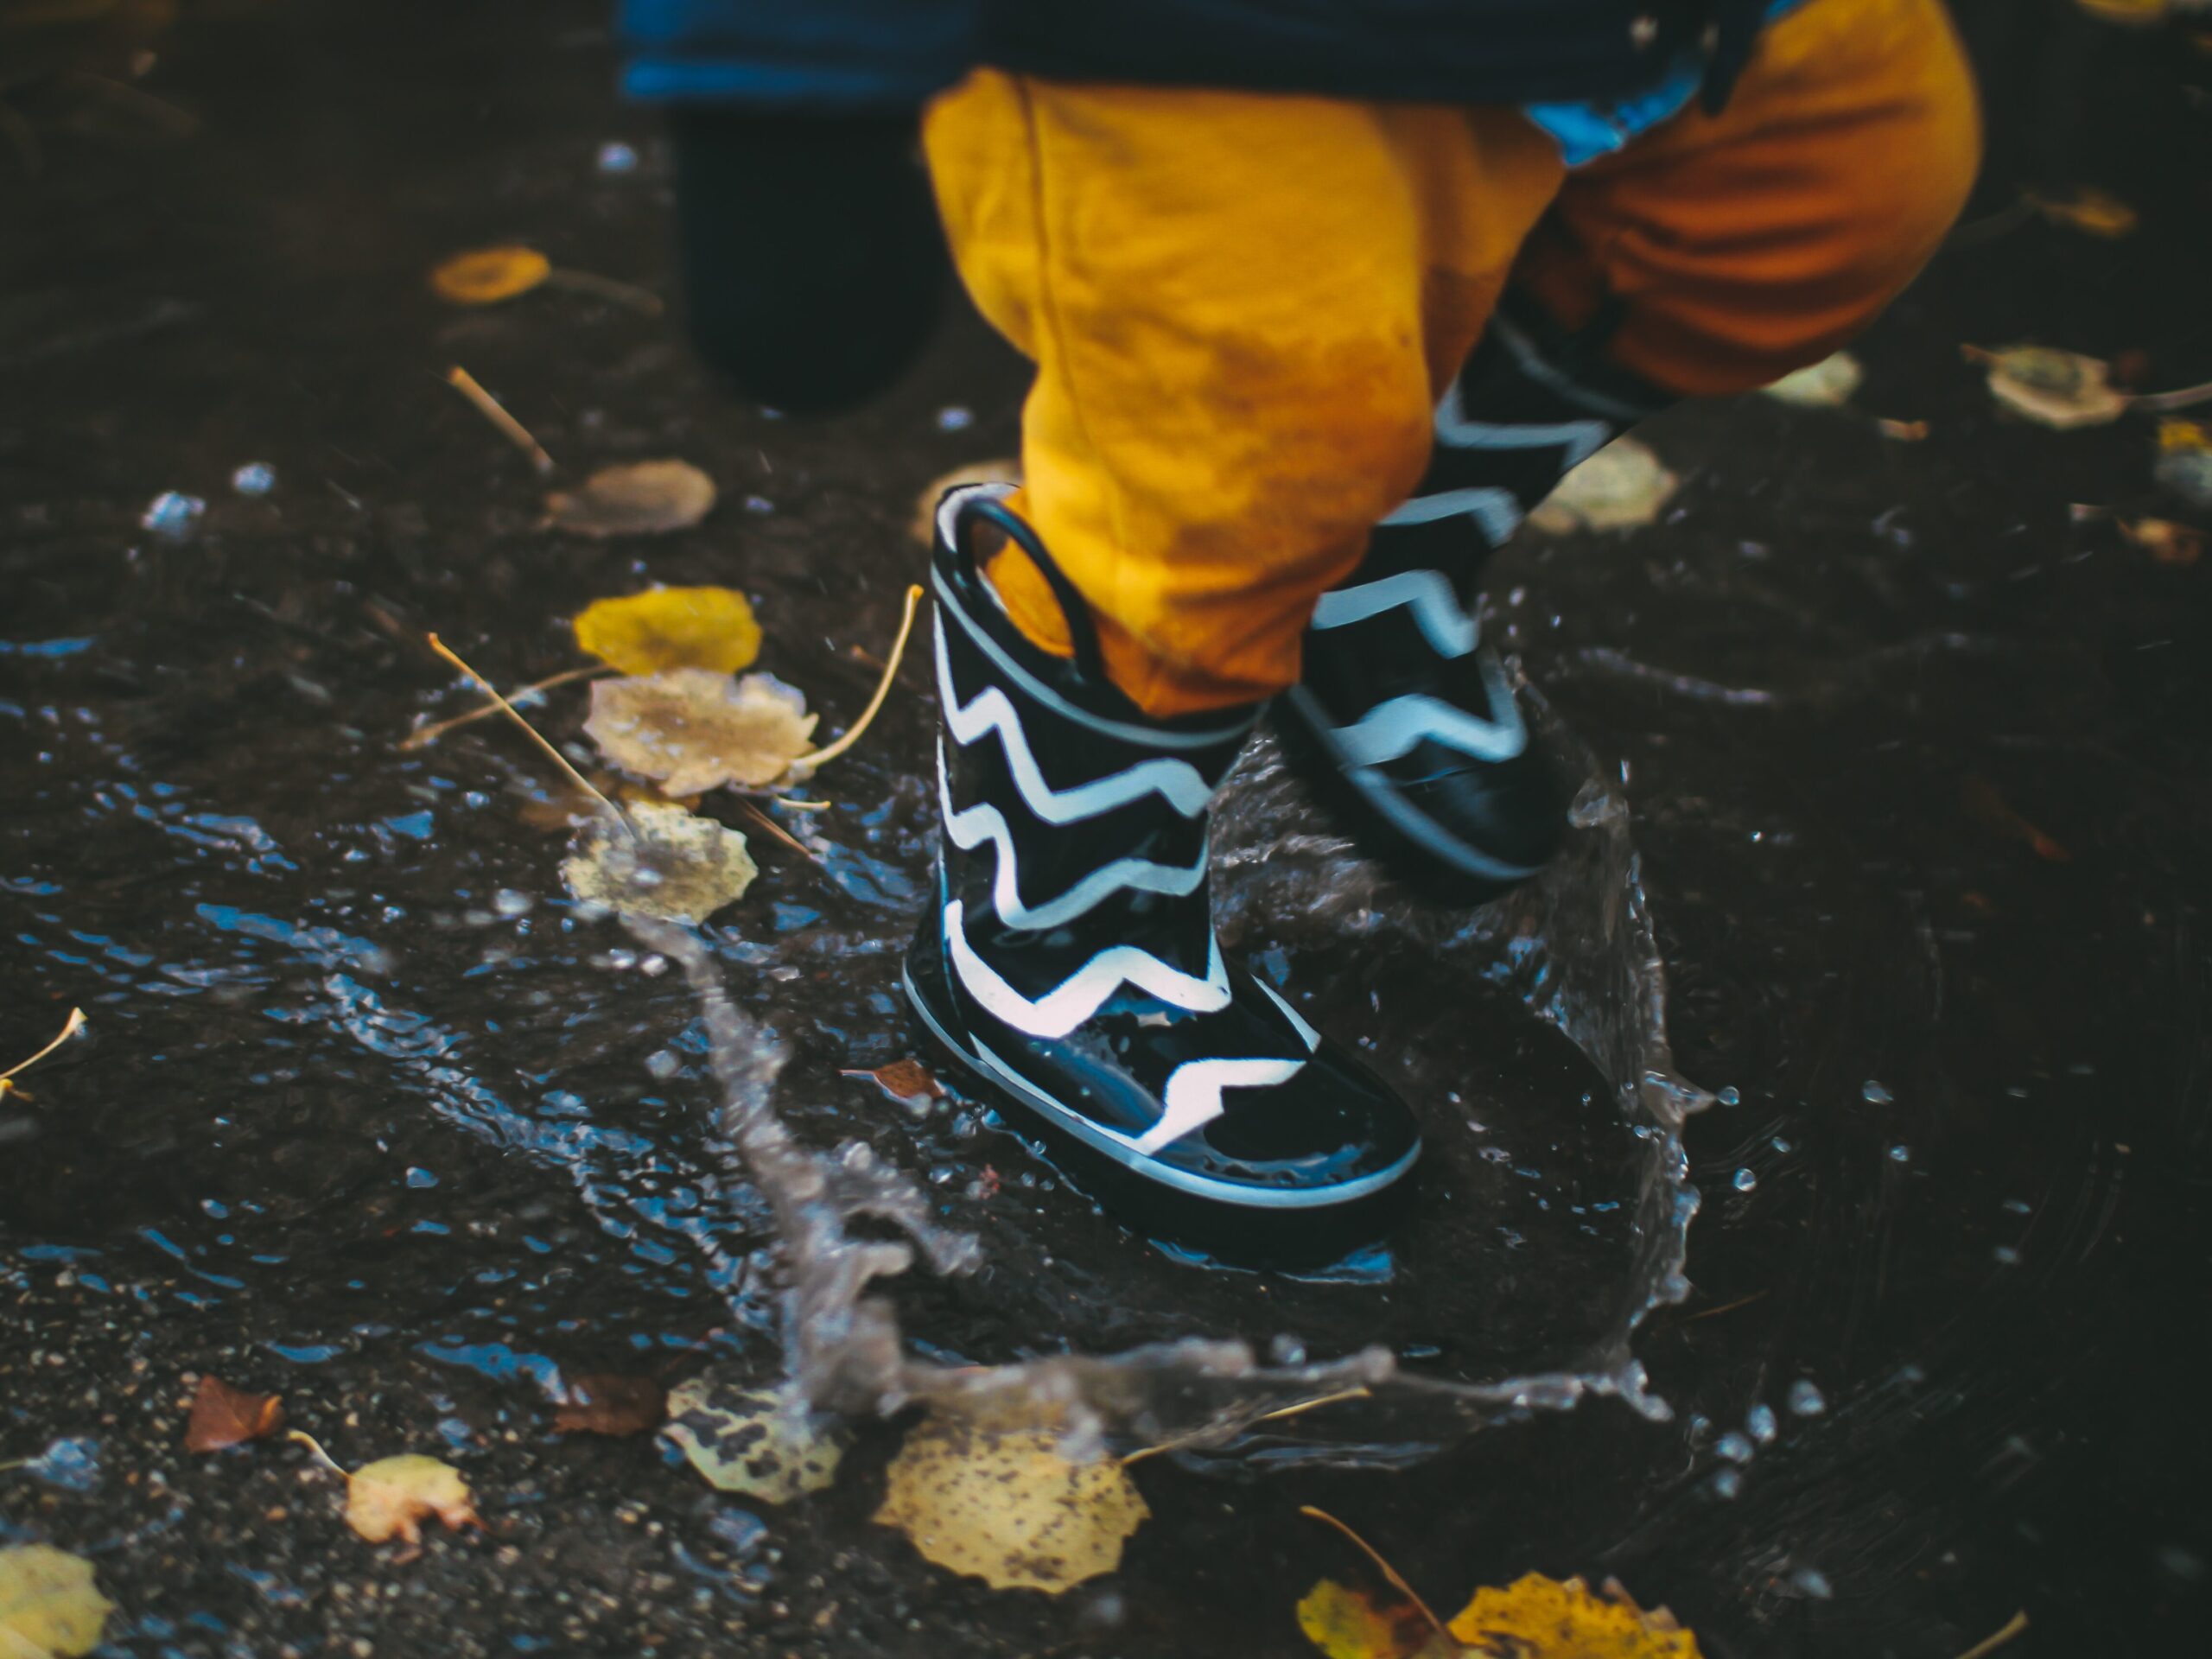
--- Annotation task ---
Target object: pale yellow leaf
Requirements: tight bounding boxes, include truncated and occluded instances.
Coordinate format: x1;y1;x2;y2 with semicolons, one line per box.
2029;186;2139;238
584;669;816;797
545;460;716;537
1968;345;2129;429
662;1377;844;1505
562;799;757;925
0;1546;114;1658
344;1454;482;1546
1762;351;1862;408
874;1411;1150;1593
1527;437;1680;533
1295;1580;1439;1659
1447;1573;1701;1659
574;586;762;676
429;245;550;306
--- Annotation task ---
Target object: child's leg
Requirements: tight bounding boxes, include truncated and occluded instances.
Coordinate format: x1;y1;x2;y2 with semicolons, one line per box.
920;77;1567;718
1522;0;1981;397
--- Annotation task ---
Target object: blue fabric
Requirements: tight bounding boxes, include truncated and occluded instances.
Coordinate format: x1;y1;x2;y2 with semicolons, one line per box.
618;2;1772;115
1523;0;1808;165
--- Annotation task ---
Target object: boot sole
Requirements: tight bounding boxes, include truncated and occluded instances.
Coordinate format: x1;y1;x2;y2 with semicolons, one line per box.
1274;686;1548;909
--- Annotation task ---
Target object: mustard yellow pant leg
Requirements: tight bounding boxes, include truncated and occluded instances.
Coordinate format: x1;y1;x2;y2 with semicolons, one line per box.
922;78;1565;716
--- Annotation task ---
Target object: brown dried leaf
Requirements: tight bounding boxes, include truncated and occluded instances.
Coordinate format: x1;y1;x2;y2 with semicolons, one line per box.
344;1454;483;1547
552;1373;667;1438
2119;517;2204;566
185;1375;285;1452
1876;418;1930;442
585;669;817;797
839;1058;944;1107
545;460;716;537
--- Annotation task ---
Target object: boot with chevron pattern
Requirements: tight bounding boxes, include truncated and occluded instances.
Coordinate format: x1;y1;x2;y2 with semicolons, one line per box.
1281;293;1675;905
904;483;1422;1219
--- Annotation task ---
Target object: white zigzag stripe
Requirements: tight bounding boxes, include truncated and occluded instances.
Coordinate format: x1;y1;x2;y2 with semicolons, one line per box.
938;745;1207;931
1332;678;1527;768
1434;380;1615;467
1131;982;1323;1154
1380;485;1522;548
1310;569;1479;658
936;614;1213;823
944;899;1231;1039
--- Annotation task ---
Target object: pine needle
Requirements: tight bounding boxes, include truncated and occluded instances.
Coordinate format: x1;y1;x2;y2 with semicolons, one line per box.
737;799;818;865
445;365;556;475
2;1007;86;1087
798;584;925;771
1952;1611;2029;1659
426;633;632;839
286;1429;352;1480
401;664;613;750
1299;1505;1451;1645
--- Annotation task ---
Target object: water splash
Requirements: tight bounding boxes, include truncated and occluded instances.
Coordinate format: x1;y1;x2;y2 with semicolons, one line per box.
641;701;1709;1461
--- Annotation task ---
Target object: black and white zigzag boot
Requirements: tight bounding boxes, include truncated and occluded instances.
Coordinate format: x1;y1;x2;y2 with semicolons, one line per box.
1280;295;1674;905
904;484;1422;1221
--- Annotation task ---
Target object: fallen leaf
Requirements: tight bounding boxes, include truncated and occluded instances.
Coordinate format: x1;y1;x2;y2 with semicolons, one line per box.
544;460;716;537
552;1374;666;1438
2028;186;2139;238
573;587;761;677
1762;351;1863;408
344;1454;483;1547
185;1376;285;1452
585;669;817;797
1961;775;2072;863
562;799;758;924
874;1410;1151;1593
1295;1580;1440;1659
1527;437;1680;533
2119;517;2203;566
2073;0;2170;27
839;1058;944;1108
1876;418;1930;442
1446;1573;1701;1658
662;1376;845;1504
0;1546;114;1659
1966;345;2129;429
429;245;550;306
911;459;1023;544
2156;419;2212;509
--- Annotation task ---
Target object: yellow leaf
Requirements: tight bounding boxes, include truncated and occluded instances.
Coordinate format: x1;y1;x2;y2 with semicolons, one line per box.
544;460;716;537
2120;517;2203;566
574;586;762;676
1527;438;1680;533
584;669;817;797
1966;345;2129;429
661;1377;845;1504
344;1454;483;1547
0;1547;113;1659
1296;1580;1439;1659
1761;351;1862;408
911;459;1022;545
429;245;550;306
562;799;758;924
1447;1573;1700;1659
874;1410;1150;1593
2029;186;2139;238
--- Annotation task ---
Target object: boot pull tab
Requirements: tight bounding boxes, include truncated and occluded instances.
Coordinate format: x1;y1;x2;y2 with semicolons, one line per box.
953;492;1112;690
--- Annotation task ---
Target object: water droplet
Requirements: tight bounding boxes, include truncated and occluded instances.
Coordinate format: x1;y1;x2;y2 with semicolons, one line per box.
1746;1403;1777;1443
597;140;639;174
493;889;532;918
1715;1431;1754;1463
743;495;774;514
1993;1244;2019;1265
1861;1079;1893;1104
1268;1335;1307;1366
404;1167;438;1189
1732;1167;1758;1192
1770;1135;1793;1153
1717;1085;1741;1106
644;1049;681;1080
231;461;276;496
1787;1379;1826;1415
1888;1143;1910;1163
1788;1565;1834;1599
936;405;974;432
2002;1197;2031;1214
1712;1467;1743;1499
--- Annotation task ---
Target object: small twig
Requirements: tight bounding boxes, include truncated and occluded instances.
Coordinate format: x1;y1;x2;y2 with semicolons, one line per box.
1681;1287;1772;1325
401;664;613;750
2;1007;86;1087
286;1429;352;1480
0;1457;29;1474
540;268;664;316
1299;1506;1450;1646
737;799;818;865
2133;377;2212;414
798;585;925;771
425;633;631;839
444;365;555;475
1122;1387;1370;1467
1952;1611;2029;1659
